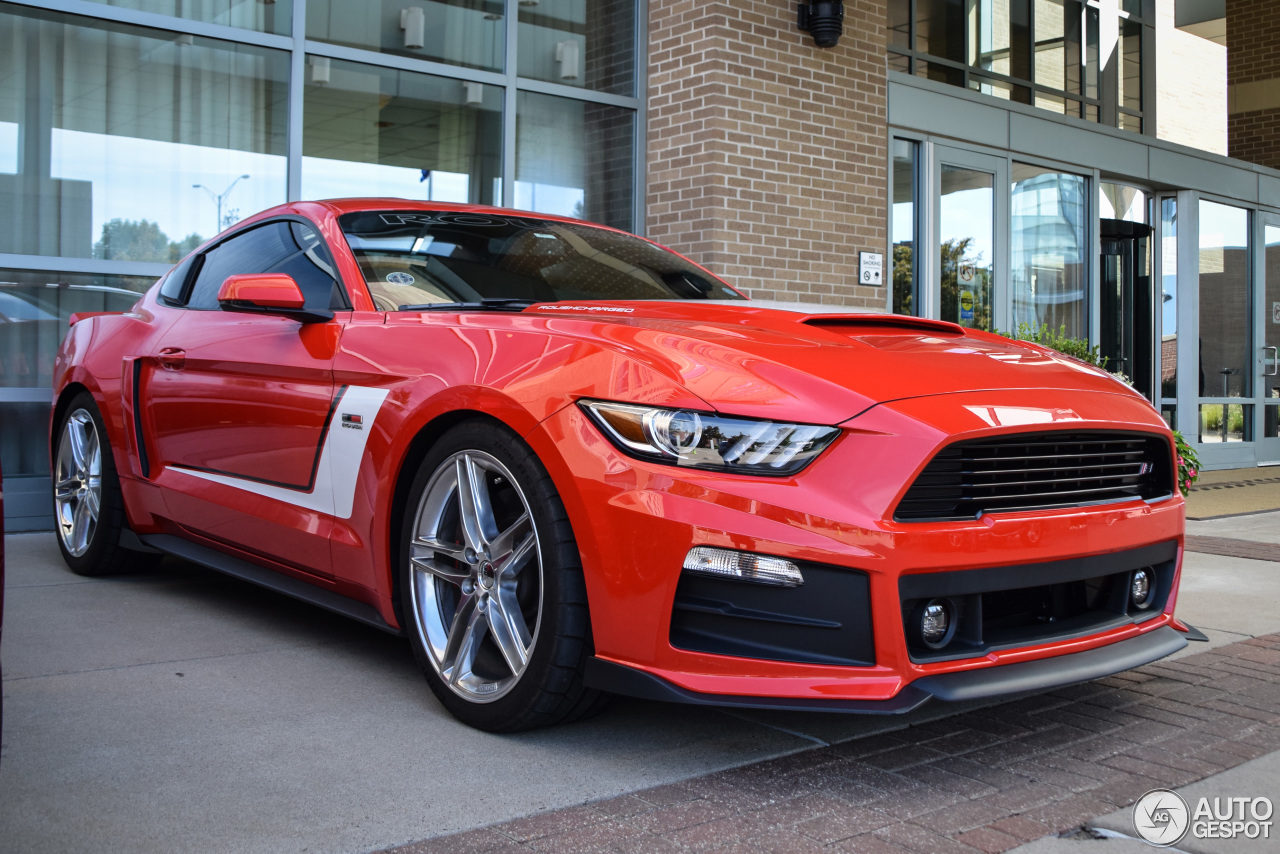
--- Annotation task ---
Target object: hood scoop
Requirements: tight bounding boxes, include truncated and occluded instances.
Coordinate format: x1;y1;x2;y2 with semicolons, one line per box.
800;314;965;336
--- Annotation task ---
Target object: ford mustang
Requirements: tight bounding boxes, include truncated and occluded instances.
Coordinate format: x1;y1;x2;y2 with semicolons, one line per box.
51;199;1193;731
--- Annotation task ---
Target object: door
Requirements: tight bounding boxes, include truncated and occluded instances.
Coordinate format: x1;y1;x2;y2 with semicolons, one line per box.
932;147;1007;332
1099;219;1154;400
1259;218;1280;463
141;219;347;576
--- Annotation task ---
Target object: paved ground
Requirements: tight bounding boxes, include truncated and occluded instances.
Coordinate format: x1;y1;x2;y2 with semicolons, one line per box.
391;636;1280;854
1184;468;1280;519
2;510;1279;854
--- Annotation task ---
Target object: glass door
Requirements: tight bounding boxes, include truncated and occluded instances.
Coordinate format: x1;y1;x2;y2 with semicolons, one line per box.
1259;218;1280;463
933;147;1007;332
1196;200;1252;448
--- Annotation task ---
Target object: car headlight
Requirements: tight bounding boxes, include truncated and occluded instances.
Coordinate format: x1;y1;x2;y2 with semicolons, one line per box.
579;400;839;475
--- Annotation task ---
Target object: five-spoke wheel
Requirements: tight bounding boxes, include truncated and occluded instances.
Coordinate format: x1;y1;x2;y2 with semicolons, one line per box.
408;449;542;702
400;421;605;731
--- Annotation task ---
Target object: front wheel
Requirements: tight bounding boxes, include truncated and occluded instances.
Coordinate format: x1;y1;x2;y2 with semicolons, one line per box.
400;421;606;731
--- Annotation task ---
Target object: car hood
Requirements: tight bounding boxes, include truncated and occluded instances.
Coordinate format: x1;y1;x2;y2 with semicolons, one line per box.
520;301;1140;425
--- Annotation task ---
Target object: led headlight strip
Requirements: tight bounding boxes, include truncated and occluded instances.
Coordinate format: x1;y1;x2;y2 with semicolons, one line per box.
579;400;839;475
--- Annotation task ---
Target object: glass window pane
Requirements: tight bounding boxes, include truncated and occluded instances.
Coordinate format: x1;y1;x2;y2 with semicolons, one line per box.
306;0;504;71
888;2;910;49
0;269;153;390
1121;20;1142;113
971;1;1031;82
1034;0;1081;95
516;92;633;231
0;7;288;260
79;0;291;35
917;60;965;87
889;52;911;74
1264;225;1280;400
1011;164;1088;339
916;0;966;62
892;139;917;316
1160;198;1177;399
517;0;634;96
1200;404;1251;443
1034;91;1066;113
302;56;503;206
1100;183;1147;223
1198;200;1251;398
940;165;994;332
969;75;1033;104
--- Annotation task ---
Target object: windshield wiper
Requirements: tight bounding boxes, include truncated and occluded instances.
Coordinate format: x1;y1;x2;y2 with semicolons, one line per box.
397;298;545;312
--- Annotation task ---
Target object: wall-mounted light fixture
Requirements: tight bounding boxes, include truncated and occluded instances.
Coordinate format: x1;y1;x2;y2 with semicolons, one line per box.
797;1;844;48
309;56;331;85
401;7;425;49
555;40;580;80
462;81;484;106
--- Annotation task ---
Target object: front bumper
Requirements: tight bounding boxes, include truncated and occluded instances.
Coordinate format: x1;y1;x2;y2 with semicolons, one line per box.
530;387;1187;708
585;625;1189;712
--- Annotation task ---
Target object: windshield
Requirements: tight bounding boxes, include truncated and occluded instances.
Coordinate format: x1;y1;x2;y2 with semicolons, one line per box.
338;210;745;310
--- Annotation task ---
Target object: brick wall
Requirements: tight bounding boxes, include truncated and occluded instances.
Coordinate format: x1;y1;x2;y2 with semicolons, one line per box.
1226;0;1280;170
645;0;888;306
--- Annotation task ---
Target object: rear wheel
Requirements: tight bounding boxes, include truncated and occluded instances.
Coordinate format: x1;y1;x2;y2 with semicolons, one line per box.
54;393;157;576
400;421;606;731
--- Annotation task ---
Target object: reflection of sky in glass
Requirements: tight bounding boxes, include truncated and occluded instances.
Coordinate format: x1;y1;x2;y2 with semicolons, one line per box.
0;121;17;173
514;181;583;218
893;202;913;244
940;187;993;265
1199;200;1248;250
50;129;286;247
301;158;470;204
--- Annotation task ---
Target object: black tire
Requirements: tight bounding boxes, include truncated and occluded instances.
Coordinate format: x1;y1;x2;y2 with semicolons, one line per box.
398;420;608;731
53;392;158;577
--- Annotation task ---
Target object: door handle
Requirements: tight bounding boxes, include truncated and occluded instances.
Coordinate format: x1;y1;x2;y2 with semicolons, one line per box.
1266;346;1279;377
156;347;186;370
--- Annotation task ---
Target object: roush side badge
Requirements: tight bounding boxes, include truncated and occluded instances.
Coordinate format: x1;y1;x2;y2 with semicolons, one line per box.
341;413;364;430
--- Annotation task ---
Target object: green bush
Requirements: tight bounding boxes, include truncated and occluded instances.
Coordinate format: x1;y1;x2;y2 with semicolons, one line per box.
1002;322;1108;369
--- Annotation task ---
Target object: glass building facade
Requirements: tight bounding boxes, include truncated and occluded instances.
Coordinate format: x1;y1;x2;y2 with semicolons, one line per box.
0;0;642;530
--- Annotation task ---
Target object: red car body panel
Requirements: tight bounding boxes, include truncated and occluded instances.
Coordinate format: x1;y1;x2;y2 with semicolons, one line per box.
51;199;1188;710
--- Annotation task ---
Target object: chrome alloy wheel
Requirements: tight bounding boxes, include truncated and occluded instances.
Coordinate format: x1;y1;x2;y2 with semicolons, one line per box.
54;409;103;558
408;450;543;703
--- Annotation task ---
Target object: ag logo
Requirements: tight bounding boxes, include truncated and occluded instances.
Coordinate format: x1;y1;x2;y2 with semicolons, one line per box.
1134;789;1190;847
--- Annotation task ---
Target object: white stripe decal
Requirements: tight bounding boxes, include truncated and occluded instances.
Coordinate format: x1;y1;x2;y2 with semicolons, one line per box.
170;386;390;520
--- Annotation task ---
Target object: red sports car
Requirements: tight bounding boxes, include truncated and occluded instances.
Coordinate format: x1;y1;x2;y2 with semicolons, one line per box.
51;199;1192;731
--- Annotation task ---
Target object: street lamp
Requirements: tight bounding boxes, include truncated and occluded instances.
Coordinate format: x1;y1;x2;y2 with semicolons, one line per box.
193;174;250;233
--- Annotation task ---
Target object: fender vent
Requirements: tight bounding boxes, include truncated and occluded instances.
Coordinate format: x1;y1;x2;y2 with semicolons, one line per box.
895;431;1174;522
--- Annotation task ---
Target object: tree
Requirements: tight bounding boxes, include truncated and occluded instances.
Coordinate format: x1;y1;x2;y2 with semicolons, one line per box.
93;218;170;263
168;233;204;262
939;237;991;331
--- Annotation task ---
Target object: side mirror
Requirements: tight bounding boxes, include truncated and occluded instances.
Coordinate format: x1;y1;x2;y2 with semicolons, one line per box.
217;274;333;323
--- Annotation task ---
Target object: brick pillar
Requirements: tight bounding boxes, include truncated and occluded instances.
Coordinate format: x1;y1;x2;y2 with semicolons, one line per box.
646;1;888;307
1227;0;1280;170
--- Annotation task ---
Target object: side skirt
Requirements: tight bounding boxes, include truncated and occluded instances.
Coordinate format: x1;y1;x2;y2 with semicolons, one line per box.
140;533;403;637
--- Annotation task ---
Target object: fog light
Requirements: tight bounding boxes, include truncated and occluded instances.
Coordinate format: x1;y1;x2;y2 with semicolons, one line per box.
1131;568;1155;610
918;598;956;649
682;547;803;587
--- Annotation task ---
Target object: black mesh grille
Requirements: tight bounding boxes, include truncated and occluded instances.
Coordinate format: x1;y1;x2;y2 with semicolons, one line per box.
895;431;1174;522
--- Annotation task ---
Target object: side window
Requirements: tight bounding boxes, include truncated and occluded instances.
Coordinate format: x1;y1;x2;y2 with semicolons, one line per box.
186;223;295;310
271;222;346;310
185;220;346;311
158;252;198;304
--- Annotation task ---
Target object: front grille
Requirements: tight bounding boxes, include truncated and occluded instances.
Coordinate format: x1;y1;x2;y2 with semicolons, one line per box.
895;431;1174;522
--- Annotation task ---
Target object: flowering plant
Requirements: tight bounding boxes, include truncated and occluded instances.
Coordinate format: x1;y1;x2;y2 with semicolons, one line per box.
1173;430;1200;496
